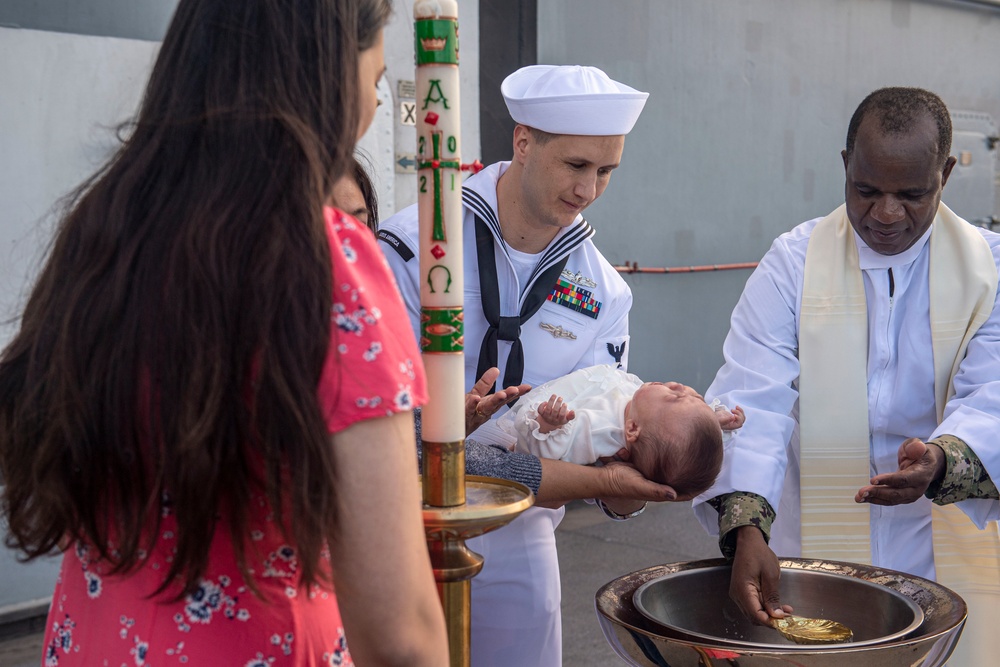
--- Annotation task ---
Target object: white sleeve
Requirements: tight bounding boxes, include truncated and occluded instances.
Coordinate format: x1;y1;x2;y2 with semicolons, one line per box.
512;408;596;464
377;210;422;341
931;232;1000;525
691;231;806;535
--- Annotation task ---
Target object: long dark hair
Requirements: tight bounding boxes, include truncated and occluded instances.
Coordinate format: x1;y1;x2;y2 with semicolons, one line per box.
0;0;391;597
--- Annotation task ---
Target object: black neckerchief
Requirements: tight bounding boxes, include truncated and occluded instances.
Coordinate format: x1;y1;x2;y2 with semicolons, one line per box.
474;216;569;393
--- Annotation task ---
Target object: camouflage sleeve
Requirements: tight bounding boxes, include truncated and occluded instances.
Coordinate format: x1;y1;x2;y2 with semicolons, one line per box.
707;492;777;560
925;434;999;504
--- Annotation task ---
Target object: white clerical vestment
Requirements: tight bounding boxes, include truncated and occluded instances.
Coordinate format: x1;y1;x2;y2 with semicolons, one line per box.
694;212;1000;576
694;207;1000;665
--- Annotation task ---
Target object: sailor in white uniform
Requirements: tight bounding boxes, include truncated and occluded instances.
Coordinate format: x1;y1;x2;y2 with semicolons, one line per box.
379;64;648;667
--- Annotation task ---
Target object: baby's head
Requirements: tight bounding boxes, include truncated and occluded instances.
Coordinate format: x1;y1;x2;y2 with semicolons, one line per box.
624;382;724;497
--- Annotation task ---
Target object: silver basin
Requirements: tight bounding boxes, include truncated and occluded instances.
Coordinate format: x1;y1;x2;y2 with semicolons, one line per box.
633;564;923;649
596;558;966;666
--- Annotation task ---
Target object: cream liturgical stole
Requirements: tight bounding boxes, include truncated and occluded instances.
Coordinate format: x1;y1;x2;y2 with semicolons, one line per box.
799;203;1000;665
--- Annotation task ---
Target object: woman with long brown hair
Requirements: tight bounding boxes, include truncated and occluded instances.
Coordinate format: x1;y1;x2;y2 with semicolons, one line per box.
0;0;447;664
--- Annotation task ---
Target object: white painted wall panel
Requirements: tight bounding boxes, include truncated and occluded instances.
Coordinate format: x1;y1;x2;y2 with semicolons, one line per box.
0;27;158;608
0;27;157;347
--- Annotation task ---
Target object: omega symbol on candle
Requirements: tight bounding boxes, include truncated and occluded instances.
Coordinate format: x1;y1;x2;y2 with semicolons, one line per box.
427;265;452;293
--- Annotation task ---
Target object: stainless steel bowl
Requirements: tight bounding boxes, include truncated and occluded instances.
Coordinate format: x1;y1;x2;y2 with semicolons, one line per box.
596;558;966;667
633;564;923;649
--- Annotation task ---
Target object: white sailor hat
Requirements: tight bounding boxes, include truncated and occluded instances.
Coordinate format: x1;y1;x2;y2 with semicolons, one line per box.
501;64;648;136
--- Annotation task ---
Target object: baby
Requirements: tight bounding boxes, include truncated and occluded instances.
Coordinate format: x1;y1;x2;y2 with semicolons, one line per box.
498;364;744;497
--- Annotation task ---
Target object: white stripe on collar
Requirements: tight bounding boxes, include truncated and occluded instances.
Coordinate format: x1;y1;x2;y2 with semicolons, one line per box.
461;162;595;278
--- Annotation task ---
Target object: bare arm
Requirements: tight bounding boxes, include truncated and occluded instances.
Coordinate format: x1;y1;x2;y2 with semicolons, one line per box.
534;456;677;509
329;411;448;666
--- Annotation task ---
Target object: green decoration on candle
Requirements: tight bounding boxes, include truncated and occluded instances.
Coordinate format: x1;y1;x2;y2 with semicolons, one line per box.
420;306;464;353
415;18;458;66
418;132;460;243
421;79;451;110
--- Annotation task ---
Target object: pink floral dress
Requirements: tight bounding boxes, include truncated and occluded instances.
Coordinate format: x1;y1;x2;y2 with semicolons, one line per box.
41;208;427;666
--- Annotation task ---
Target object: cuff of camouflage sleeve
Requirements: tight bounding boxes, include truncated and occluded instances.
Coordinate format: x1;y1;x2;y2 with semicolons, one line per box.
925;434;998;505
708;492;775;561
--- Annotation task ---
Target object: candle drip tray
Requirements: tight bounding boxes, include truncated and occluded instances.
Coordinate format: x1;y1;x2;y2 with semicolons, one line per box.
422;475;534;542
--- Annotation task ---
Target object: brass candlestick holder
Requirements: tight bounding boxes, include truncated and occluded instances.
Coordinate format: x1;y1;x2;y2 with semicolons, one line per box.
422;443;533;667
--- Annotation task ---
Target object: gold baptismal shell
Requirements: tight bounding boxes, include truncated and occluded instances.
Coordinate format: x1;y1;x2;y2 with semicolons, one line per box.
770;615;854;645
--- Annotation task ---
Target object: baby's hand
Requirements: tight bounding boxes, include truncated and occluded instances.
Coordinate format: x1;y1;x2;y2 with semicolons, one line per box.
717;405;746;431
536;394;576;433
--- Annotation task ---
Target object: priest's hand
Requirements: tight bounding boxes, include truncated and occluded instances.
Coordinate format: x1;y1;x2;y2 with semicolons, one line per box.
854;437;946;506
730;526;793;625
465;366;531;436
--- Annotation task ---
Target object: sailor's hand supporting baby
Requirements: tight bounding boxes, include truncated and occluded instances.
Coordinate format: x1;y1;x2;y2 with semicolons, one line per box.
730;525;794;625
855;437;946;506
